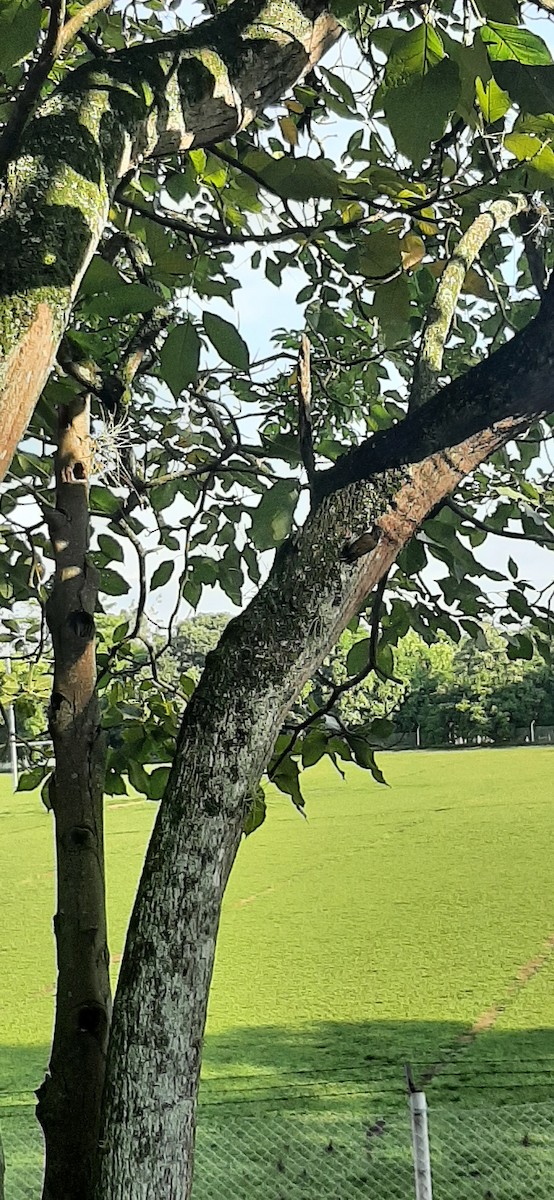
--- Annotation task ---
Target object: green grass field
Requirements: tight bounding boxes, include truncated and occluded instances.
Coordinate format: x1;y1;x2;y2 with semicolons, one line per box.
2;747;554;1198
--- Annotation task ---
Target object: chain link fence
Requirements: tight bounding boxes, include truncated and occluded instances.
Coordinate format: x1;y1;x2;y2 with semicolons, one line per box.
4;1087;554;1200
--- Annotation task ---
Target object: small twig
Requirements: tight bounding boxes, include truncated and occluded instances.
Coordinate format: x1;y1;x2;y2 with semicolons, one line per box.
447;497;554;547
116;193;367;247
268;573;392;780
297;335;317;504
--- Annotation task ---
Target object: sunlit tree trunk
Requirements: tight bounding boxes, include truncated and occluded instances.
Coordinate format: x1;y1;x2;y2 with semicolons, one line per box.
36;397;110;1200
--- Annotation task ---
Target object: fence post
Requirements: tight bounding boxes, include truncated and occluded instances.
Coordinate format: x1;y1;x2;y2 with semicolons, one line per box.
406;1066;433;1200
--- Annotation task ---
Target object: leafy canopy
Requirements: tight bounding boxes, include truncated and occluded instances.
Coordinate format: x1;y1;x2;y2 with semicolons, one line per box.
1;0;554;816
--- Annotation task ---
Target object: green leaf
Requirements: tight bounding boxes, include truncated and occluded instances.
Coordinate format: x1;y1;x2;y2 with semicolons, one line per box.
397;537;427;576
40;774;53;812
347;230;401;278
301;729;327;768
150;479;179;513
382;57;461;167
492;61;554;115
480;22;552;65
159;321;201;398
17;766;45;793
347;736;387;783
346;638;370;675
148;766;170;801
128;759;152;796
79;257;123;296
504;129;554;179
272;757;305;811
203;312;249;370
244;785;267;836
219;543;243;607
100;568;130;596
98;534;124;563
250;479;299;551
151;560;175;590
0;0;41;72
90;486;120;516
507;632;534;660
88;284;160;318
384;23;445;87
476;76;510;122
256;155;341;201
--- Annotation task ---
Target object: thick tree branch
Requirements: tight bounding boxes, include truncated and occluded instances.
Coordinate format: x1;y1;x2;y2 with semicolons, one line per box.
317;289;554;504
409;196;527;410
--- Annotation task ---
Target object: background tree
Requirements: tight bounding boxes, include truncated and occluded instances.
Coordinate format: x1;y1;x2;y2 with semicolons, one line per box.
3;0;554;1196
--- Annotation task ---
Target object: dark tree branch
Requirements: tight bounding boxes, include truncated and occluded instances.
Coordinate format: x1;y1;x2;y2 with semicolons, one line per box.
447;498;554;548
0;0;67;169
116;193;365;247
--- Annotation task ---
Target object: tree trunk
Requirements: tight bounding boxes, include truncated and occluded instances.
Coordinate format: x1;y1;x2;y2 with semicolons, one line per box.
94;400;546;1197
0;0;338;481
36;396;111;1200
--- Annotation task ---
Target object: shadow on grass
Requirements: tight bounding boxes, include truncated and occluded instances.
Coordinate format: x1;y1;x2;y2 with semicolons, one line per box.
3;1023;554;1200
200;1019;554;1109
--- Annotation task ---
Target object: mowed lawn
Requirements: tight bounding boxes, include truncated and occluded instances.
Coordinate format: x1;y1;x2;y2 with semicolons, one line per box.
2;747;554;1197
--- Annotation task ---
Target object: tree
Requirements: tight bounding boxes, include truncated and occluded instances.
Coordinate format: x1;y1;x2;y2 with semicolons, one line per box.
2;0;554;1196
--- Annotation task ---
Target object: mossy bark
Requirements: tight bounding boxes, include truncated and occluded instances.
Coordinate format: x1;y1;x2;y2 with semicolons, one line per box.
94;399;542;1198
36;397;110;1200
0;0;338;481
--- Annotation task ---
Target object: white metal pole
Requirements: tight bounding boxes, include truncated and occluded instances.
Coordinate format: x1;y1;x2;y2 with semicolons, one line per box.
5;656;18;791
409;1090;433;1200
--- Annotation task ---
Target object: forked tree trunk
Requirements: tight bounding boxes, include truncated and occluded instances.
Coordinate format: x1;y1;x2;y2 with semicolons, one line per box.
37;397;111;1200
95;384;546;1197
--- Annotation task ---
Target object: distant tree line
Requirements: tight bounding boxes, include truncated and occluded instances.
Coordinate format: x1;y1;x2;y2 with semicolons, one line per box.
162;616;554;749
2;615;553;764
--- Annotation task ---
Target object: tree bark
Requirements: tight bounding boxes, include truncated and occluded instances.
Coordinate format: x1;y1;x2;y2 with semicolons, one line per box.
95;335;551;1196
36;396;111;1200
0;0;339;481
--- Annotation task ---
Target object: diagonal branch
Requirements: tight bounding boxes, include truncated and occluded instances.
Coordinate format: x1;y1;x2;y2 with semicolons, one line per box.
447;497;554;548
409;196;527;411
317;279;554;505
58;0;112;51
116;194;365;246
